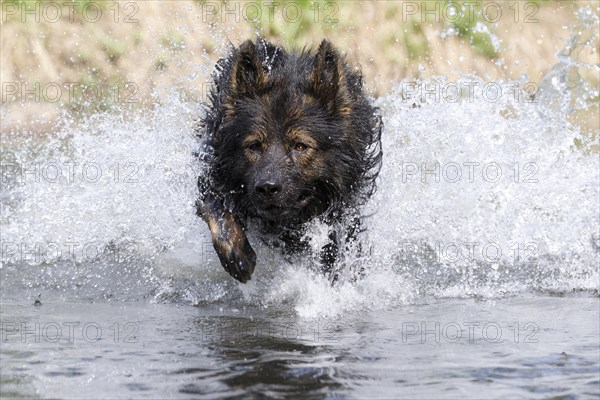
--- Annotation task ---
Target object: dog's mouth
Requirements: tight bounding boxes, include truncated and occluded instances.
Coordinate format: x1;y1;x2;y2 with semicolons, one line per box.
255;193;314;220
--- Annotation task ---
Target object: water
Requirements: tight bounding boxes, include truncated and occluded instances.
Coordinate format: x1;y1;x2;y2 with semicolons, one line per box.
1;296;598;399
1;9;599;400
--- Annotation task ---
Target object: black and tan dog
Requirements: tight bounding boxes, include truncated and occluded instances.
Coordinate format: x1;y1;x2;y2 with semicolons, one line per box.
197;38;382;283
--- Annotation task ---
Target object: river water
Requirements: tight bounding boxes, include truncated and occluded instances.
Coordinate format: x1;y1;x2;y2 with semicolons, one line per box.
1;7;599;400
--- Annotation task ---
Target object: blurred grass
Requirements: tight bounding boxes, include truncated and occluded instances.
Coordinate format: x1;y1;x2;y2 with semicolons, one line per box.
252;0;338;45
0;0;598;136
450;7;498;58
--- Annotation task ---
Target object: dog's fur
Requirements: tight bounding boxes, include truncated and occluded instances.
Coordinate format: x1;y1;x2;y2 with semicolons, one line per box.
197;38;382;283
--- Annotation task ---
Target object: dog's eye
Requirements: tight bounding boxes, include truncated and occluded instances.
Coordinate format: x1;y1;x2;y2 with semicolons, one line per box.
247;142;262;152
294;142;308;152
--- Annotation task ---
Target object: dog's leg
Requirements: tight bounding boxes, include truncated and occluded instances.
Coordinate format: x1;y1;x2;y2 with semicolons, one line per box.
197;193;256;283
320;217;365;284
320;230;340;283
346;216;367;279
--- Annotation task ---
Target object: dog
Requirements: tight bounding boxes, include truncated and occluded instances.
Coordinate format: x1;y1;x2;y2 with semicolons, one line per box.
197;38;382;283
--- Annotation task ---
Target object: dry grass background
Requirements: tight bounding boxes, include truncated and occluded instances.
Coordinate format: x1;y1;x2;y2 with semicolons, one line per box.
0;0;598;131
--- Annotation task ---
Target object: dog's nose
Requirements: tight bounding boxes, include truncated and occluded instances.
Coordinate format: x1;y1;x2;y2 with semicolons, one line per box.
255;180;282;197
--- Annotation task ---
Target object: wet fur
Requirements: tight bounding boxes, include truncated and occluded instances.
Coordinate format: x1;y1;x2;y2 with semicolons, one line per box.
197;38;382;283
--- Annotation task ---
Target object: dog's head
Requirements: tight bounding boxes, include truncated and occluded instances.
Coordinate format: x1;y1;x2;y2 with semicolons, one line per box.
204;39;382;226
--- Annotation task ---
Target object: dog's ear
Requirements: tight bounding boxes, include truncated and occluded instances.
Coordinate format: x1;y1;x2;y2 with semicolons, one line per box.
310;39;351;113
229;40;266;96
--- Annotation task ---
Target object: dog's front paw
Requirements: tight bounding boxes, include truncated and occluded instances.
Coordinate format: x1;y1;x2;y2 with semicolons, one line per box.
213;232;256;283
210;214;256;283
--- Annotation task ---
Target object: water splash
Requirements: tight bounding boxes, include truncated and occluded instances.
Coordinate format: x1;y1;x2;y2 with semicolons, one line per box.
537;6;599;119
1;13;599;318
